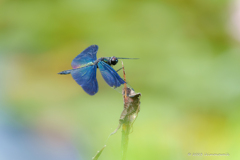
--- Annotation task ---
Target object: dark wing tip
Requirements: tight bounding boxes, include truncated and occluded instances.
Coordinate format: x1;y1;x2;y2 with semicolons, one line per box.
90;44;99;51
88;91;97;96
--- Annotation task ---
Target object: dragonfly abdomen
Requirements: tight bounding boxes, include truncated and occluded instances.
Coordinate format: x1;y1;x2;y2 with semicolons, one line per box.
58;69;73;75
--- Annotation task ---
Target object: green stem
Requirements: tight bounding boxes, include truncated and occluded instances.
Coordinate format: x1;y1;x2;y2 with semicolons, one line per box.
121;122;131;160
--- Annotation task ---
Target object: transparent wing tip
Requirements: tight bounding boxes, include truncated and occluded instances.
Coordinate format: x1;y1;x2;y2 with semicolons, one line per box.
113;82;136;97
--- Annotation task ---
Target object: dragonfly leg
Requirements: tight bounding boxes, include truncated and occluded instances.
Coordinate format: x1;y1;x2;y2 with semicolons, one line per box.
116;67;123;72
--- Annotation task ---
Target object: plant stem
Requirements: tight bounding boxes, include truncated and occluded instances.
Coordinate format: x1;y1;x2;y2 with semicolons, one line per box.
121;61;129;160
121;122;130;160
120;61;141;160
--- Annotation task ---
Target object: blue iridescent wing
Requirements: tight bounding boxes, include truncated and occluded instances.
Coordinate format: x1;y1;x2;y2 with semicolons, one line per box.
71;65;98;95
98;61;125;88
71;45;98;69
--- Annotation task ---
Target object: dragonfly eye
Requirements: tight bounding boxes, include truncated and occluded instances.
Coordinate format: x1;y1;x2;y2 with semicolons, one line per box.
111;56;118;65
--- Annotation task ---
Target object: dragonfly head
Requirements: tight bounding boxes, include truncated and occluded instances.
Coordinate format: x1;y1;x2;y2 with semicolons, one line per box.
110;56;118;65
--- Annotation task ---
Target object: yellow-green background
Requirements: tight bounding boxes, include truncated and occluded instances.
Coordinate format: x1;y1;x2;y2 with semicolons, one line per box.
0;0;239;159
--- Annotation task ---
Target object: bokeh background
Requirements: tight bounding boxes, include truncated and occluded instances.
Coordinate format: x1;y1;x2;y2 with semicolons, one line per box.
1;0;240;159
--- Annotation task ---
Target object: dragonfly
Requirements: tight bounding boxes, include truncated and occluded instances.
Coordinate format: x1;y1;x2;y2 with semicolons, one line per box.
58;45;137;95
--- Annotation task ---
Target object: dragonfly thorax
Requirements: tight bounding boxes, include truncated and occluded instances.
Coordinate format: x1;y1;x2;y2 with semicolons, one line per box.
100;56;118;66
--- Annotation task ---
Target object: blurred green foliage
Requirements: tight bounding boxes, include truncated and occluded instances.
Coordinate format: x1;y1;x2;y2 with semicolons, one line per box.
1;0;240;159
